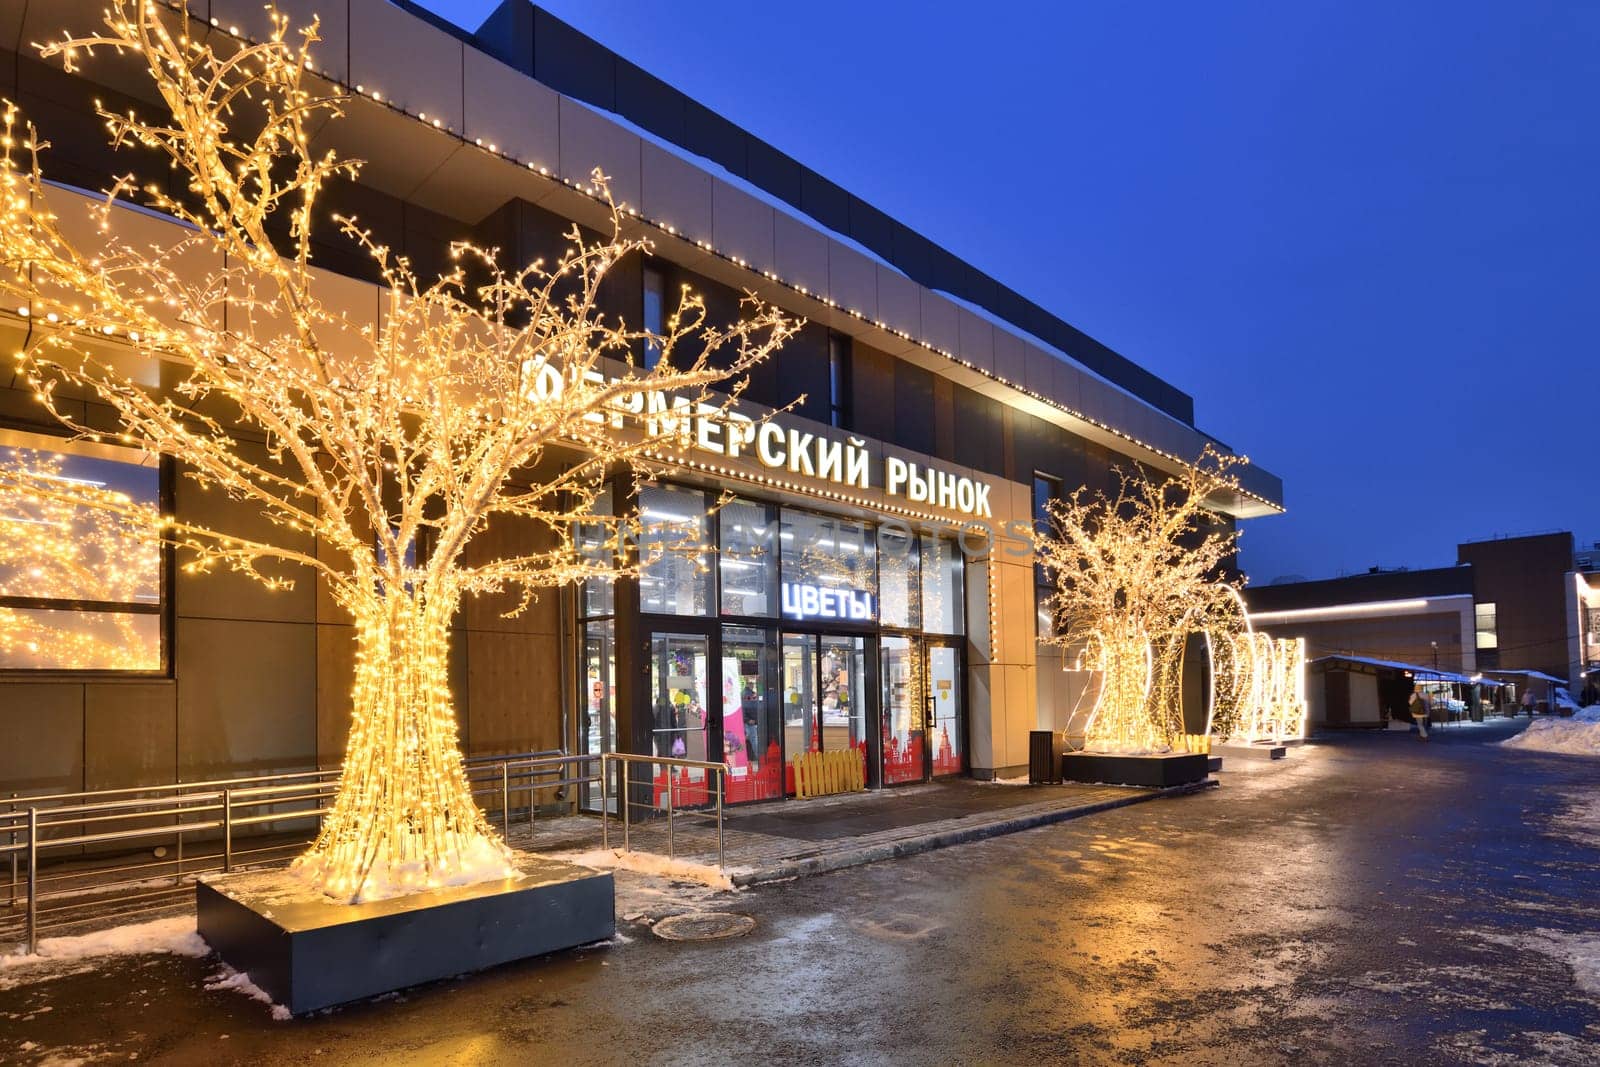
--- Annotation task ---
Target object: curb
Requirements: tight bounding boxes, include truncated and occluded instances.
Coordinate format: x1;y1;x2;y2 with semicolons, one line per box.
730;778;1218;888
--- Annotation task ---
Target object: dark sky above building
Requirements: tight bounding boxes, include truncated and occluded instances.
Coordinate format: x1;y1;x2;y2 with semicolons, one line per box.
415;0;1599;583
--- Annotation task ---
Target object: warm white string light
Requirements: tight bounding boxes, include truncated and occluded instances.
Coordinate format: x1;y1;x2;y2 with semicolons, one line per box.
1034;447;1251;753
158;2;1279;517
0;1;797;902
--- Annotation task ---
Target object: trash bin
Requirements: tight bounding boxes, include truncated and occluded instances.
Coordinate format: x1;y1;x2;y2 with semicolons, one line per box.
1028;730;1061;784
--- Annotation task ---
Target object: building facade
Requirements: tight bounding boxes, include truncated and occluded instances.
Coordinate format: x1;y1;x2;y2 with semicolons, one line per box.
0;0;1282;801
1247;532;1600;726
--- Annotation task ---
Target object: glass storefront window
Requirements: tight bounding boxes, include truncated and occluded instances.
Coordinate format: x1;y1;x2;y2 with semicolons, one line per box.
577;484;614;618
920;532;965;635
639;483;711;616
878;525;920;630
721;626;782;802
719;498;778;618
0;431;163;671
780;509;877;623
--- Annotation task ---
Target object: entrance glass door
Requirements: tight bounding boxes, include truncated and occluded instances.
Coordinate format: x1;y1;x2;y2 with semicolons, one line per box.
781;633;818;766
580;621;615;812
881;637;964;783
648;631;711;803
782;632;869;796
881;635;926;784
927;642;964;776
722;626;781;802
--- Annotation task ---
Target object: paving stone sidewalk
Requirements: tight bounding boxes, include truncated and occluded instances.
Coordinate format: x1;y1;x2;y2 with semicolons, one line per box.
504;777;1216;885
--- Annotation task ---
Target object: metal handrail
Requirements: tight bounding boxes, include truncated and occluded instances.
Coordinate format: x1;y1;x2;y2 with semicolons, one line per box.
600;752;727;870
2;748;563;813
4;748;584;955
4;748;734;957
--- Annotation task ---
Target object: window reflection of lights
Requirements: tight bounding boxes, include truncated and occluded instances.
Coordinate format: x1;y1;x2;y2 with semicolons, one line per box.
723;588;760;598
718;559;755;570
640;508;695;523
23;469;108;488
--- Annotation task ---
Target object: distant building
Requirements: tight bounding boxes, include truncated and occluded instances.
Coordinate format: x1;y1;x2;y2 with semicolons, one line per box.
1246;532;1600;727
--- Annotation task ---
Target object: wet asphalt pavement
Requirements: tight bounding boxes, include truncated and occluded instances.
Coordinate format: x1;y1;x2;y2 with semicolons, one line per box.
4;717;1599;1066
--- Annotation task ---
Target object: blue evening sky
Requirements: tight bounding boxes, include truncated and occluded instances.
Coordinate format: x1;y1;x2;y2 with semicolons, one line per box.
414;0;1599;583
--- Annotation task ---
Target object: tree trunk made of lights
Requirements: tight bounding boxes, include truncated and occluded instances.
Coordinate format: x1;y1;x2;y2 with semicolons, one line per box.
1084;629;1163;754
294;591;508;902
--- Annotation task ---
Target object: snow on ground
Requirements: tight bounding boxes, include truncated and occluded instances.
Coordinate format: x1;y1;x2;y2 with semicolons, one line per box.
1501;707;1600;757
555;848;750;891
1479;928;1600;999
0;915;207;992
205;964;291;1021
553;849;749;925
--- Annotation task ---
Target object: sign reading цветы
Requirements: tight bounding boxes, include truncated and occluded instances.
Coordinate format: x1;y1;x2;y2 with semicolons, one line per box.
521;361;995;518
781;582;875;622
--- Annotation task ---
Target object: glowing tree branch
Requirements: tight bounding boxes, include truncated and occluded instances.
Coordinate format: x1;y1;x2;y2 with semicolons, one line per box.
1033;448;1248;753
0;2;798;901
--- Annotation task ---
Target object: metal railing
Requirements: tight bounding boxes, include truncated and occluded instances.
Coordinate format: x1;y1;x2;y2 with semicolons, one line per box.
3;748;730;955
601;752;728;869
1;748;588;955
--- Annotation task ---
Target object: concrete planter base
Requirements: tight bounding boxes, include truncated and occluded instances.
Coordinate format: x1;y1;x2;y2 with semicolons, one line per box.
1061;751;1210;788
196;853;614;1015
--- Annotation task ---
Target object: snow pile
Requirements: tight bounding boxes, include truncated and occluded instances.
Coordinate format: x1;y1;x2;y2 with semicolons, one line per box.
555;848;749;891
1501;708;1600;757
205;965;292;1021
1;916;207;971
291;833;516;903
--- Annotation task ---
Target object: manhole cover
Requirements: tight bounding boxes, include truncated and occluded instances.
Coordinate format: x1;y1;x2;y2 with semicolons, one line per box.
652;912;756;942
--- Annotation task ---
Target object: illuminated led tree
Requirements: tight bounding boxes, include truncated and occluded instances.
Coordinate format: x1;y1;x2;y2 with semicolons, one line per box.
1035;449;1247;753
0;3;796;900
0;448;162;670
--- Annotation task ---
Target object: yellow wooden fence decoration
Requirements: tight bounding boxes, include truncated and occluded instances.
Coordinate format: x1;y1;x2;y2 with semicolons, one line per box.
791;748;866;798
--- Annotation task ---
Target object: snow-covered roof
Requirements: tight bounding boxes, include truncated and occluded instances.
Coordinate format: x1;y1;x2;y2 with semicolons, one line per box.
1482;669;1567;684
1309;654;1496;686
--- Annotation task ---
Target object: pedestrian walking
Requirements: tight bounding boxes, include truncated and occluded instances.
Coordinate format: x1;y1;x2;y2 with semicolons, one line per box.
1521;687;1535;717
1409;688;1431;741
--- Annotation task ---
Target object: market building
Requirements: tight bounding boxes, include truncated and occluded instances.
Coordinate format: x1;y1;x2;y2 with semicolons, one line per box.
1246;531;1600;727
0;0;1282;802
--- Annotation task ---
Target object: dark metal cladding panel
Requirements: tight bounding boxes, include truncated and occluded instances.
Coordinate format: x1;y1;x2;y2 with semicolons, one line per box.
889;223;934;282
847;197;895;257
746;139;804;206
472;0;534;71
683;99;748;178
616;59;686;144
531;7;616;110
799;170;851;235
924;246;967;297
892;361;937;458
